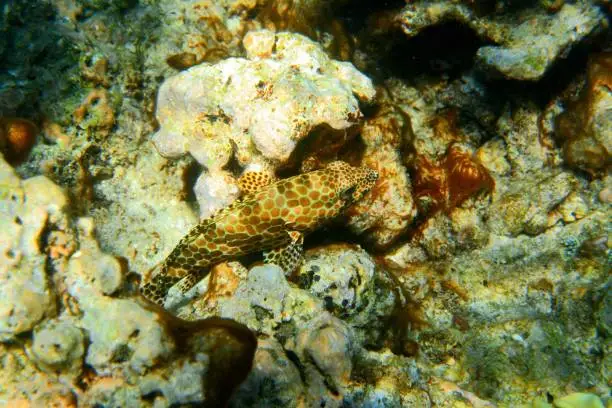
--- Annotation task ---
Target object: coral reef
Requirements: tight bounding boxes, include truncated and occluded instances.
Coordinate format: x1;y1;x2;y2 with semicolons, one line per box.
0;0;609;406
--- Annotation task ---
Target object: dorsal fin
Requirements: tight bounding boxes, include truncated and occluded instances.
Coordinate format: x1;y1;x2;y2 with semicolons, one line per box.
237;171;276;195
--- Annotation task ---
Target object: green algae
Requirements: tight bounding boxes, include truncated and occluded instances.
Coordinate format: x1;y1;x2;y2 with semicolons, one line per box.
532;392;605;408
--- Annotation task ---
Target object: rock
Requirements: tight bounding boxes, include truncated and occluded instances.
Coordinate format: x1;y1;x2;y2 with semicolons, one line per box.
397;2;607;81
152;29;375;214
64;219;174;375
346;105;416;248
288;313;355;405
487;172;580;236
69;218;124;296
495;103;551;177
81;378;143;408
81;297;173;374
193;170;240;219
297;316;353;385
143;314;257;407
0;158;63;341
217;265;292;334
476;4;605;80
0;257;56;342
297;245;397;346
94;253;124;295
230;338;304;407
29;319;85;375
93;147;198;279
555;52;612;174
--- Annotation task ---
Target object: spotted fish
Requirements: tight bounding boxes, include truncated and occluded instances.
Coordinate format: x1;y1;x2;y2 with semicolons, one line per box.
140;161;379;306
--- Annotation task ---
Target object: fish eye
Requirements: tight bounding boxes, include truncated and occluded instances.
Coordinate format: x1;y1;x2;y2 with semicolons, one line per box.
342;185;357;200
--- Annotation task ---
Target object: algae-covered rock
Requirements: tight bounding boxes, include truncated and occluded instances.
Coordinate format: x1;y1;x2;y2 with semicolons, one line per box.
487;172;580;236
346;104;416;248
476;4;606;80
297;245;398;346
65;221;174;374
29;319;85;375
555;52;612;174
397;2;607;80
0;157;67;341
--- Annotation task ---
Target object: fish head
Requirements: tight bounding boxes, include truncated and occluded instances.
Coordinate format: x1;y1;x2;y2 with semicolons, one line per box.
325;160;379;205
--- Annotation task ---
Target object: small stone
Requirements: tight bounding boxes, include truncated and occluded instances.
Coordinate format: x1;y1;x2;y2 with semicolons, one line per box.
193;170;240;219
294;314;354;393
94;254;123;295
30;320;85;372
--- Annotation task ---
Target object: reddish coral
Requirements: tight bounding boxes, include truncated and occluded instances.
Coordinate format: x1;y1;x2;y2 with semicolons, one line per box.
555;52;612;174
73;89;115;137
445;146;495;209
411;155;447;214
0;117;39;165
411;145;494;216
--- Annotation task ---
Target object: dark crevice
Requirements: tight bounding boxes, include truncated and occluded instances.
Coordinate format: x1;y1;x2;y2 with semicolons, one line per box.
141;389;164;403
304;222;374;253
333;0;406;34
182;159;202;209
481;28;610;107
377;22;490;81
305;352;340;397
284;348;307;383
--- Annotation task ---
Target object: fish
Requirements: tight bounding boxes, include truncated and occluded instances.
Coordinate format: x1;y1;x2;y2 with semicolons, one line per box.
140;160;378;306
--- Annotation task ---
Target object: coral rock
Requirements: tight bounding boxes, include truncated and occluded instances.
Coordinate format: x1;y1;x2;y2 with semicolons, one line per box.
487;172;579;236
346;105;416;248
29;319;85;375
476;4;606;80
0;158;64;341
297;245;397;346
152;29;374;213
555;53;612;174
397;2;607;80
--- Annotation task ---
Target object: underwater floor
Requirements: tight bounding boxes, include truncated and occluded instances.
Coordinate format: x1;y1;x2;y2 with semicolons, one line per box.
0;0;610;407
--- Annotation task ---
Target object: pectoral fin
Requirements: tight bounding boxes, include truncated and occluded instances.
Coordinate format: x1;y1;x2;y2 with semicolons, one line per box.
263;230;304;274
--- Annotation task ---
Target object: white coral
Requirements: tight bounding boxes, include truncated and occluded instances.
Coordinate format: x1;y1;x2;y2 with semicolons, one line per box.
152;29;375;217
